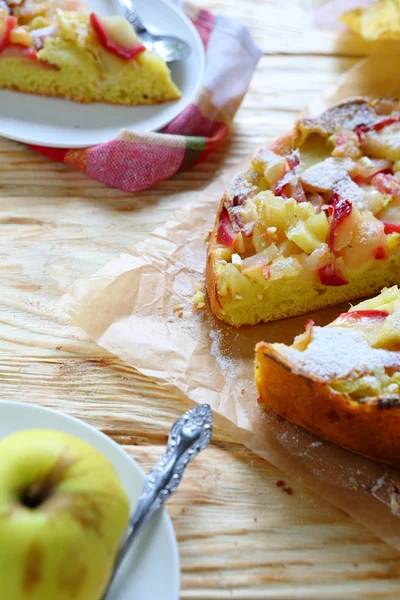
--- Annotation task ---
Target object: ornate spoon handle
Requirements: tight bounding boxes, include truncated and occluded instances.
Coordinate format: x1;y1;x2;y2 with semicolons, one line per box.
114;0;147;32
124;6;146;34
102;404;213;599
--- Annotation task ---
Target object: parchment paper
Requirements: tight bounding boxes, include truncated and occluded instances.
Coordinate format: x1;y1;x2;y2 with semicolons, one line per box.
64;54;400;550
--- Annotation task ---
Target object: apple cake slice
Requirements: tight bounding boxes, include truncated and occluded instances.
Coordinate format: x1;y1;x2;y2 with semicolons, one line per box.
255;286;400;465
207;98;400;326
0;0;181;105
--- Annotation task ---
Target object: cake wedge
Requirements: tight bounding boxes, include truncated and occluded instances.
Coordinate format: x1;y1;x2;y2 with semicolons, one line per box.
207;98;400;326
0;0;181;106
255;286;400;465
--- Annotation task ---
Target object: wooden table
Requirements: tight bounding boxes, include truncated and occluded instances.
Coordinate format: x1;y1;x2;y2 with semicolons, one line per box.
2;1;400;598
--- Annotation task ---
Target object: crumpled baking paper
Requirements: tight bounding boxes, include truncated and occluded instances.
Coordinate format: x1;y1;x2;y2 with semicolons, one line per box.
64;54;400;550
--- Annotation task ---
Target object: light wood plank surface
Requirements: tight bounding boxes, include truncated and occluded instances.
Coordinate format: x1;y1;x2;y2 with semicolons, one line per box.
2;1;400;598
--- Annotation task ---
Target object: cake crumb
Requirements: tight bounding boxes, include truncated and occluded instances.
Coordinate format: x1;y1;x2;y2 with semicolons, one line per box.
173;304;183;313
193;290;206;309
177;310;183;318
167;316;174;323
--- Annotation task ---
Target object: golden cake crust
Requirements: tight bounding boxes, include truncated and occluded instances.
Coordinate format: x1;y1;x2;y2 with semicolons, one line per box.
255;340;400;466
0;80;180;105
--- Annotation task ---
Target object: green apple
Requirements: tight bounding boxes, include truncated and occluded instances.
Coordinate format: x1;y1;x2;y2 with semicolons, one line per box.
0;429;130;600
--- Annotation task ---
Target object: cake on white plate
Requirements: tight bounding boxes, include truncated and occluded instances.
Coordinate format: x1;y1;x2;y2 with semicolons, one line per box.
0;0;181;105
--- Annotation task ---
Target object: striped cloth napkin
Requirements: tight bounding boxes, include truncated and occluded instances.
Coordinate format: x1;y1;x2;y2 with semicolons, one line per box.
30;1;262;192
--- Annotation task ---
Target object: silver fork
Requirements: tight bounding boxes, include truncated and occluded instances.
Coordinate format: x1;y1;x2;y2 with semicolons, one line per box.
101;404;212;599
115;0;191;63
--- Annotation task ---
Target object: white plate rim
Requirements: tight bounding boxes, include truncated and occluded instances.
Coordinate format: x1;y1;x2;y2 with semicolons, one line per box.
0;400;180;600
0;0;205;148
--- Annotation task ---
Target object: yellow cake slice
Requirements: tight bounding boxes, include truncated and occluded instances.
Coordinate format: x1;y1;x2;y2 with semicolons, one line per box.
255;286;400;465
0;0;181;105
207;98;400;326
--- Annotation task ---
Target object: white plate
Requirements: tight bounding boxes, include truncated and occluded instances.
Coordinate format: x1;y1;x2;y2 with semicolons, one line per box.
0;0;205;147
0;401;180;600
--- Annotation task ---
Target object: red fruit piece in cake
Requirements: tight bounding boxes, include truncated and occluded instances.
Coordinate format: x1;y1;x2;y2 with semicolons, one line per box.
292;318;315;351
218;207;237;247
355;118;400;138
349;158;392;184
90;13;146;60
0;44;40;61
371;173;400;196
375;245;388;260
356;118;400;162
0;15;16;53
374;117;400;132
0;44;60;70
274;151;305;201
328;191;361;252
384;223;400;235
331;129;361;159
305;318;314;331
329;196;352;251
262;266;271;280
286;152;300;170
335;308;389;346
339;309;388;320
341;214;387;268
318;264;349;286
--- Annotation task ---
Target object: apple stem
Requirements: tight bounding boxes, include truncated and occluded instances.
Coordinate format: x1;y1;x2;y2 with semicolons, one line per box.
21;482;49;509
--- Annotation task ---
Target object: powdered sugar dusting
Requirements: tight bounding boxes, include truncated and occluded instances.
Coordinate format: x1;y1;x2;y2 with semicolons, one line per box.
209;329;236;378
334;175;365;209
226;173;256;203
281;326;400;381
300;157;354;192
320;100;378;133
370;122;400;153
389;311;400;331
357;216;381;243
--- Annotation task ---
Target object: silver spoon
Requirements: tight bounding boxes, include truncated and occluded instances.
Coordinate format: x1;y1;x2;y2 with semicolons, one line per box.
102;403;213;600
115;0;191;63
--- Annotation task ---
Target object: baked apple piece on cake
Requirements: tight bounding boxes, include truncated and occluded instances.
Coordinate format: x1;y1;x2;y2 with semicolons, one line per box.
207;98;400;326
0;0;181;105
255;286;400;465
